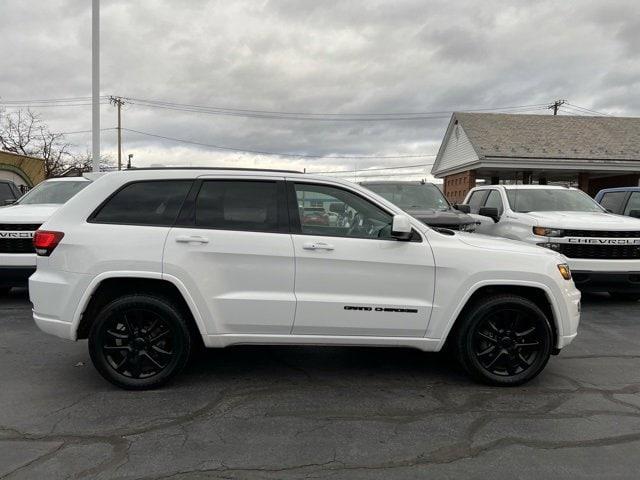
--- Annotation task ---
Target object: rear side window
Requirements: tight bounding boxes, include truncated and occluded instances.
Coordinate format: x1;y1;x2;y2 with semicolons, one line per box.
195;180;280;232
92;180;192;226
467;190;488;214
599;191;627;214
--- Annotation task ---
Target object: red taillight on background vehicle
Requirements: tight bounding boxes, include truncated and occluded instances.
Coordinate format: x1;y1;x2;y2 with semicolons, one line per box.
33;230;64;256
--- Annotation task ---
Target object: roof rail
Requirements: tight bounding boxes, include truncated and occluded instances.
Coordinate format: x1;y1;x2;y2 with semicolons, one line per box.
125;167;303;174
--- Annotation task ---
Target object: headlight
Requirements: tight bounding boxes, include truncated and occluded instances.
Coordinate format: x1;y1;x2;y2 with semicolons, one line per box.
557;264;572;280
533;226;564;237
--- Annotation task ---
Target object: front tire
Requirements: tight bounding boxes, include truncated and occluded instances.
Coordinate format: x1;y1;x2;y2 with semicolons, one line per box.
88;294;192;390
454;294;553;386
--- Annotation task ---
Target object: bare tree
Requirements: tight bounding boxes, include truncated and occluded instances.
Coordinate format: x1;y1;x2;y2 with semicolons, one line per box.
68;149;114;174
0;108;73;177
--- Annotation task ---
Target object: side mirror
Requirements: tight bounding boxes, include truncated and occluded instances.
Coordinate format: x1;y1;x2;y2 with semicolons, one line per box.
454;204;471;214
478;206;500;223
391;214;412;241
629;210;640;219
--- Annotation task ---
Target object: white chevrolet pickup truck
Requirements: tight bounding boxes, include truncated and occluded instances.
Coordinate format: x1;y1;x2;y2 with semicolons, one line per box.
462;185;640;300
0;176;91;293
30;168;580;389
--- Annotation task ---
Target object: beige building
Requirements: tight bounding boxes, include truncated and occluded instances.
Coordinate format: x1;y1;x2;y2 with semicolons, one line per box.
0;150;46;190
432;113;640;203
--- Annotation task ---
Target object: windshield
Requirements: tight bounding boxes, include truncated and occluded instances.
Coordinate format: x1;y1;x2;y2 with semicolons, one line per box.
18;180;89;205
506;189;604;213
366;183;450;211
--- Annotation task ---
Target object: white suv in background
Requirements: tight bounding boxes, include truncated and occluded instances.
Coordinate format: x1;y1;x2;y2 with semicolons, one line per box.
0;176;91;293
30;169;580;389
463;185;640;300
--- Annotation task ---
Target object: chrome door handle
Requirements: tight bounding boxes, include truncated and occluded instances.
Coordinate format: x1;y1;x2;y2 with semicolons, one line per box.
303;242;334;251
175;235;209;244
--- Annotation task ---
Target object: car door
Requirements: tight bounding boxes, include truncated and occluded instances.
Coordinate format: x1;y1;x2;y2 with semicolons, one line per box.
288;180;435;337
163;177;296;335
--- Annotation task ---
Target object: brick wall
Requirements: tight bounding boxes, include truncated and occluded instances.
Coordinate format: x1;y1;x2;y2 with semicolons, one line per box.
443;170;476;203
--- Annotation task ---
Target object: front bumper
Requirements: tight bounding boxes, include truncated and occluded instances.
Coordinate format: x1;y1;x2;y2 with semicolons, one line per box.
572;271;640;293
0;266;36;287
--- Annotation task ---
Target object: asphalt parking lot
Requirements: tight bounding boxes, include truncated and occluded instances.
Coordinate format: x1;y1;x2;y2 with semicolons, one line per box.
1;290;640;479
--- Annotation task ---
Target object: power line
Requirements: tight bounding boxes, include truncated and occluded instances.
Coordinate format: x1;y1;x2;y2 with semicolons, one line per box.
59;127;117;135
0;102;109;109
565;103;610;116
122;97;549;122
310;163;435;175
123;96;550;116
122;127;437;159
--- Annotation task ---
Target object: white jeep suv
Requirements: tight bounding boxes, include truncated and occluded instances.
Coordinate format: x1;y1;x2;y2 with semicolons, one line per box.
30;169;580;389
463;185;640;300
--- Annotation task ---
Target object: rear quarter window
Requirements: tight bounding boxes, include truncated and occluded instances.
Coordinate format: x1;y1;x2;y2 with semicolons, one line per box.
91;180;192;226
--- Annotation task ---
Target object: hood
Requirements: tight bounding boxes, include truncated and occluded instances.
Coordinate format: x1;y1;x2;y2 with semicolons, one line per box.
406;208;475;226
524;211;640;230
456;231;563;259
0;204;62;224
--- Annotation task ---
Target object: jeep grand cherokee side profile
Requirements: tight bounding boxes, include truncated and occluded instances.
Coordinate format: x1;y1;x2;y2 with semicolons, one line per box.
30;169;580;389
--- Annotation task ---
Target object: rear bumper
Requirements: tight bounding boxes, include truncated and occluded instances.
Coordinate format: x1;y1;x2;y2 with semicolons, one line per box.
0;266;36;287
572;271;640;293
33;312;74;340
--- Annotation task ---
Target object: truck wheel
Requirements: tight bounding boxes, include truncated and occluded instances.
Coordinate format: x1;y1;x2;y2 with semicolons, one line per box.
88;294;192;390
609;292;640;302
454;295;553;386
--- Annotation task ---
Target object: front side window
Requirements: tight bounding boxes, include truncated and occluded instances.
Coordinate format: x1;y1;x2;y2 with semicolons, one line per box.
92;180;192;225
506;189;604;213
293;183;393;239
624;192;640;216
599;191;627;214
365;183;450;211
18;180;89;205
195;180;280;233
484;190;504;215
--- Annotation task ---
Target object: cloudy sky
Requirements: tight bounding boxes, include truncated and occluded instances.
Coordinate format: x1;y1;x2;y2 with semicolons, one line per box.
0;0;638;180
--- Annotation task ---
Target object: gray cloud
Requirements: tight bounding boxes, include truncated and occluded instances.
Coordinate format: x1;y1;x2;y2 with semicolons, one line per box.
0;0;638;178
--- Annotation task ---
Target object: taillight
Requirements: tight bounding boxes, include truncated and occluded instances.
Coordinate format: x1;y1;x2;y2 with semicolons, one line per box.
33;230;64;256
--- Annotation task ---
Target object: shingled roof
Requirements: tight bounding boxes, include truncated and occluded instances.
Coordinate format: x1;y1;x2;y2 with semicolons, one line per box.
453;112;640;160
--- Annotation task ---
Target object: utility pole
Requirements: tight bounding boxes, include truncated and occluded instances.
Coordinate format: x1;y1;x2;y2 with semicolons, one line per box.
548;99;566;115
92;0;100;172
109;96;125;170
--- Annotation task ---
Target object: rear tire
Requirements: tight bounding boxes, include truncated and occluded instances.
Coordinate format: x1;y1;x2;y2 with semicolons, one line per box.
454;294;553;387
88;294;192;390
609;292;640;302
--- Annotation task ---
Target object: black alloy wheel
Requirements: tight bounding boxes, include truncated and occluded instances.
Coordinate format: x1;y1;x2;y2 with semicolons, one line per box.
455;295;553;386
89;295;192;390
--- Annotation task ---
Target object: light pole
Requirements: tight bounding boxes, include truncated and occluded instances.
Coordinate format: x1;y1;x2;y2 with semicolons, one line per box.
92;0;100;172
